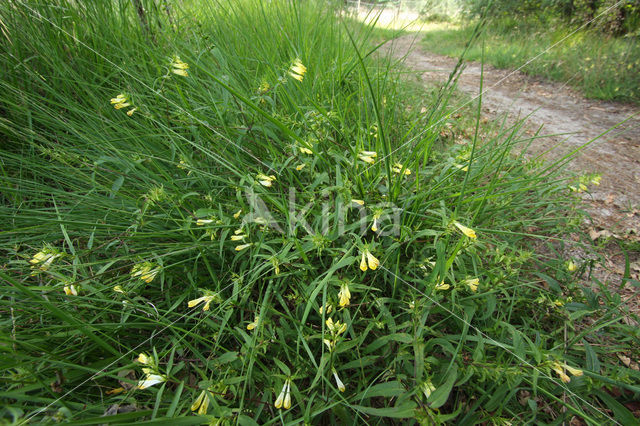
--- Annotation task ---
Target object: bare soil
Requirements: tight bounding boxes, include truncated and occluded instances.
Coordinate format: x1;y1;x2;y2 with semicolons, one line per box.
383;34;640;310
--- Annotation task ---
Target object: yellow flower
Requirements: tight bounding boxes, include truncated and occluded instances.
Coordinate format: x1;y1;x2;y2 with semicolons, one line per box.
358;150;377;164
360;251;367;271
295;163;306;171
284;381;292;409
454;164;469;172
299;146;313;155
566;260;577;272
318;303;333;315
551;362;571;383
351;199;365;206
332;368;345;392
188;292;220;311
366;249;379;270
233;209;243;219
435;281;450;291
392;162;411;176
326;317;347;335
247;315;260;330
110;93;130;109
274;379;291;409
235;243;252;251
138;374;165;389
137;353;151;365
371;211;381;232
29;248;62;274
591;175;601;186
191;390;210;415
359;248;379;271
256;173;276;187
196;218;214;226
113;285;125;294
421;380;436;398
63;284;78;296
551;361;583;383
288;59;307;82
564;364;583;377
231;234;245;241
131;262;161;283
464;278;479;292
338;282;351;307
454;221;477;239
126;107;137;116
171;56;189;76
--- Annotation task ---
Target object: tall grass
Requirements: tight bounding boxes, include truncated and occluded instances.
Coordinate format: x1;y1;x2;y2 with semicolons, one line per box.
1;0;638;424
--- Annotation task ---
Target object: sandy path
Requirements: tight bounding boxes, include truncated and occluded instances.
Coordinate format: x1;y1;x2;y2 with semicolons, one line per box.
381;34;640;292
384;34;640;235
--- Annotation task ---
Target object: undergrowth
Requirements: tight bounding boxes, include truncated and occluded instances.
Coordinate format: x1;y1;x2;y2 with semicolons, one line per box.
0;0;639;424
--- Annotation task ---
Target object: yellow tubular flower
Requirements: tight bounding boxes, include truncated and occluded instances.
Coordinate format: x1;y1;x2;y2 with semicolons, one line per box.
392;162;411;175
188;293;218;311
235;243;252;251
137;353;151;365
332;368;345;392
351;199;365;206
247;316;259;330
421;380;436;398
283;380;292;409
295;163;306;171
140;267;160;283
566;260;577;272
299;146;313;155
435;281;450;291
454;221;477;239
465;278;479;292
171;56;189;76
552;363;571;383
191;390;206;412
274;379;288;409
366;250;379;270
256;173;276;187
63;284;78;296
338;283;351;307
233;209;243;219
564;364;583;377
318;303;333;315
360;252;368;272
358;154;375;164
196;219;214;226
230;235;245;241
138;373;165;389
288;59;307;82
113;285;125;294
371;218;378;232
126;107;137;116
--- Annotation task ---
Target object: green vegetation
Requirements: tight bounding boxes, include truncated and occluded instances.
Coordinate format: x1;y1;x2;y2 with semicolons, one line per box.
1;0;639;424
420;20;640;103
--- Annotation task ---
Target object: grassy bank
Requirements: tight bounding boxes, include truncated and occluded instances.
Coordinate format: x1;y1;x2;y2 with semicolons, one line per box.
420;20;640;103
1;1;639;424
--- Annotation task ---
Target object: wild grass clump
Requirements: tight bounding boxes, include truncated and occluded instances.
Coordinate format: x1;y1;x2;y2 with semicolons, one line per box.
1;0;638;424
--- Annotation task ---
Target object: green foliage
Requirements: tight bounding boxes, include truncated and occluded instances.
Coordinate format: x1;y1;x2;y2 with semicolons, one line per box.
463;0;640;35
0;0;638;424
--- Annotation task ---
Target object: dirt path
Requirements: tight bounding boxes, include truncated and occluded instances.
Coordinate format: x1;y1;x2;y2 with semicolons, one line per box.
384;34;640;286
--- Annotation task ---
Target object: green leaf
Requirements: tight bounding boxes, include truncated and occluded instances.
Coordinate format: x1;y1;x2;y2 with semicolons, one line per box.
429;364;458;408
351;401;417;419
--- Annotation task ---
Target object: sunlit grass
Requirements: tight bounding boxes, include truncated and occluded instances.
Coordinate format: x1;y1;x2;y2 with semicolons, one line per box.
0;0;638;424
